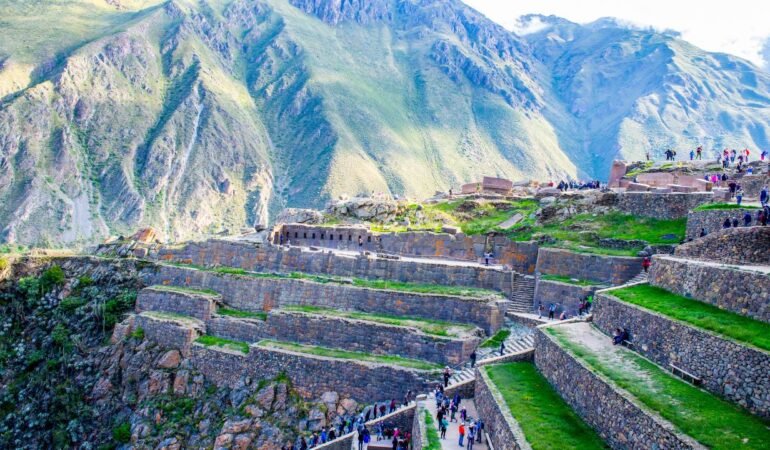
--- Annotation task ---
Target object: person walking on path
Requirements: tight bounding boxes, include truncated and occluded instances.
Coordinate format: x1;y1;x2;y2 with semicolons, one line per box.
736;188;744;206
458;423;466;447
443;367;452;387
499;340;505;356
548;303;556;320
466;425;476;449
440;417;448;439
642;256;651;273
470;350;477;368
538;303;544;319
476;419;484;443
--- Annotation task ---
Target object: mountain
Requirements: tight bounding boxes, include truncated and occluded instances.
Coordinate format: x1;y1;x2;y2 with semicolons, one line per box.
1;1;769;246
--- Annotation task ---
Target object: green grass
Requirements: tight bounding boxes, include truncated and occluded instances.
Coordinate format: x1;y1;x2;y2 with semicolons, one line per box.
257;340;441;371
423;410;442;450
217;307;267;321
609;284;770;352
281;305;475;337
547;327;770;450
167;262;502;299
539;274;604;286
504;212;685;256
141;311;200;324
480;329;511;348
196;335;250;354
693;203;761;211
149;285;219;297
485;363;607;450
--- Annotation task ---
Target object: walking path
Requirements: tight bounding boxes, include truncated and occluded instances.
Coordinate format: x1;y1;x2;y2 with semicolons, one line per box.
424;395;488;450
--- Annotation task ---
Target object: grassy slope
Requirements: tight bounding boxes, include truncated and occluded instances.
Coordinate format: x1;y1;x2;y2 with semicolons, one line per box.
485;363;607;450
609;284;770;352
281;305;475;337
547;327;770;450
693;203;761;211
196;335;250;354
480;329;510;348
257;339;441;370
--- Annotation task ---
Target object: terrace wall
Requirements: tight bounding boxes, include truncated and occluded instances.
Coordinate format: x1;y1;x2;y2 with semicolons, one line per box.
535;248;641;285
649;256;770;323
154;240;516;294
135;287;220;321
534;329;703;450
474;369;528;450
133;313;203;357
684;209;765;240
274;225;540;273
145;265;506;334
190;344;436;403
533;279;599;317
593;293;770;417
616;192;713;219
678;226;770;264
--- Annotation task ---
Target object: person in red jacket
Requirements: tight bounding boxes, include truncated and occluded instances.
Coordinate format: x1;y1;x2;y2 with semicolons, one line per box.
458;423;466;446
642;256;651;273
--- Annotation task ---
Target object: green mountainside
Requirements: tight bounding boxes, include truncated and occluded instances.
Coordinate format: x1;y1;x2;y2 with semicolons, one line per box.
1;0;768;246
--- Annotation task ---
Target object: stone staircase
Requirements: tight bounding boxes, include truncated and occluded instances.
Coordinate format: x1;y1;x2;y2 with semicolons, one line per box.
448;332;536;385
508;274;536;313
625;270;648;285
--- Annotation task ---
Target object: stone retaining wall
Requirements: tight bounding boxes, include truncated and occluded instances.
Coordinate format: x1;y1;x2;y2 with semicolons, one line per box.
684;209;765;240
650;256;770;323
616;192;713;219
737;174;770;198
135;287;220;321
534;329;703;449
266;311;480;366
145;265;506;334
535;248;641;285
275;225;540;273
474;368;529;450
154;240;515;295
134;313;203;357
206;316;268;344
677;226;770;264
533;279;599;317
190;344;437;403
593;293;770;417
411;406;427;450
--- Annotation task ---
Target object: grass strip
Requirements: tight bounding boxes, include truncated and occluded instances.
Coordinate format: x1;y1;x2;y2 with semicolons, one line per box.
423;410;442;450
149;284;219;296
609;284;770;352
257;340;441;371
217;307;267;321
167;262;502;299
694;203;761;211
480;329;511;348
141;311;200;324
539;274;604;286
485;362;607;450
280;305;475;337
196;335;250;354
546;327;770;450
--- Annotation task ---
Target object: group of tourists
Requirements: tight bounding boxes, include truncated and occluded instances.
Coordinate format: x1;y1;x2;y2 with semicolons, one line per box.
652;147;768;164
612;327;630;346
537;302;567;321
433;387;484;449
553;179;602;191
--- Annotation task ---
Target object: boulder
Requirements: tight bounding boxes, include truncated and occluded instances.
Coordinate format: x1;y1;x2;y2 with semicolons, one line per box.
157;350;181;369
130;227;157;243
275;208;324;225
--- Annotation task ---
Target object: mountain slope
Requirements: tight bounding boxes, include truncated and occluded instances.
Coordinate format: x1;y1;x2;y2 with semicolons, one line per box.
1;1;770;247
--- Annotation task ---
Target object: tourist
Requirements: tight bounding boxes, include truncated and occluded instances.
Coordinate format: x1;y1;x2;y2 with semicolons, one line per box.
390;398;396;413
460;406;467;422
450;401;458;422
689;149;695;160
392;434;398;450
642;256;651;273
458;422;466;447
379;404;386;417
449;188;453;198
470;350;477;368
548;303;556;320
761;150;767;161
437;407;446;429
760;186;768;206
443;367;452;387
499;340;505;356
732;217;739;228
699;228;707;237
696;146;703;160
466;423;476;449
537;302;545;319
559;310;567;320
612;328;624;345
736;188;744;206
728;180;738;198
744;211;753;227
440;417;448;439
476;419;484;443
358;428;365;450
321;428;328;443
745;148;751;162
645;151;651;161
723;217;732;229
759;209;768;226
483;252;490;266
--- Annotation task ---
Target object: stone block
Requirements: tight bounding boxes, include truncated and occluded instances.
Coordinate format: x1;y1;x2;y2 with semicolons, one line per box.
625;182;650;192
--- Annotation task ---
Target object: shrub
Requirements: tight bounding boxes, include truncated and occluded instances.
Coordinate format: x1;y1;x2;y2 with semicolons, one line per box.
59;296;87;312
0;257;8;271
129;327;145;340
40;266;65;293
112;423;131;443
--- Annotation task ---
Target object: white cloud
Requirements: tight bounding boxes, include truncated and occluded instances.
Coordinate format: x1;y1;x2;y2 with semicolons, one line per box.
462;0;770;69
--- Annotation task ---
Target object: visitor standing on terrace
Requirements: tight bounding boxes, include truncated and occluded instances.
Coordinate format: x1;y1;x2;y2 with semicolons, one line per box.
736;188;744;206
690;149;695;160
470;350;477;368
642;256;651;273
743;211;752;227
760;186;768;206
696;146;703;160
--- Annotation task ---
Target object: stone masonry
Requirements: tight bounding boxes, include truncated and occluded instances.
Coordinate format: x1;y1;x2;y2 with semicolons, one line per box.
684;209;767;240
154;240;515;295
593;293;770;418
677;226;770;264
145;264;507;334
136;286;220;321
533;279;599;317
133;312;204;357
535;248;641;285
650;256;770;323
534;329;704;450
190;344;437;404
616;192;713;219
275;224;540;273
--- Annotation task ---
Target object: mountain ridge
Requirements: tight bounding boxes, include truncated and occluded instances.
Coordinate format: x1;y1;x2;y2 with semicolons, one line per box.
0;0;769;246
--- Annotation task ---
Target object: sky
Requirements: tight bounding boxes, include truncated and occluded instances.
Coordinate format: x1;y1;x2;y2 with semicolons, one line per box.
462;0;770;70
